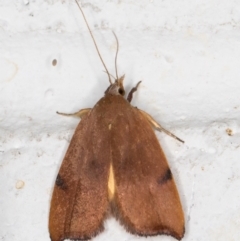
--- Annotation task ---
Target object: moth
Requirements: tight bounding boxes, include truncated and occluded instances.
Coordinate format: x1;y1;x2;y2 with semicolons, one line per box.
49;1;185;240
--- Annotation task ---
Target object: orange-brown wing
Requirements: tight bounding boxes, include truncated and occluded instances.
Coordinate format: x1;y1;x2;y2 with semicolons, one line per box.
111;108;185;240
49;109;111;241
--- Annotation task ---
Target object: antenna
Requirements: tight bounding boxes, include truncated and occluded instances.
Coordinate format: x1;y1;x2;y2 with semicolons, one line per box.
74;0;112;84
112;31;119;80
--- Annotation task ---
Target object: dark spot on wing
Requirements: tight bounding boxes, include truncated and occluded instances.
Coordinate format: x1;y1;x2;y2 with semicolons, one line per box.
88;159;104;179
90;159;98;168
157;168;172;185
55;174;67;190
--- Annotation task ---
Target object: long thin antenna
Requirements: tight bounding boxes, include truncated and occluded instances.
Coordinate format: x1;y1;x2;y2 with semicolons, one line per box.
112;31;119;80
74;0;112;84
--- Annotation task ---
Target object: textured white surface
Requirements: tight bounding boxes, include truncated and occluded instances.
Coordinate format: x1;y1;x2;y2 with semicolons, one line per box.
1;0;240;241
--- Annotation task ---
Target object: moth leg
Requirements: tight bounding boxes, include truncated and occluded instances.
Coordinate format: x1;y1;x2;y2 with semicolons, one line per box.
56;108;91;119
139;109;184;143
127;81;142;102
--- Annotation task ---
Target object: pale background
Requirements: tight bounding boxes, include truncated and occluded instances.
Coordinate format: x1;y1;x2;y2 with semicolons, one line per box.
1;0;240;240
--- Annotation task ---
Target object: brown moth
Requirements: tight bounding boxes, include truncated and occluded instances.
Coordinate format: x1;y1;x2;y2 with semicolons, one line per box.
49;1;185;240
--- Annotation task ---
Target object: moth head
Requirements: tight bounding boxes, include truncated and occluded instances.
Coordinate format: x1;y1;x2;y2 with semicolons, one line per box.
105;75;125;96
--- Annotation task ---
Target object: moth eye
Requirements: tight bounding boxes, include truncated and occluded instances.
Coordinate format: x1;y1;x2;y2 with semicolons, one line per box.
118;88;125;96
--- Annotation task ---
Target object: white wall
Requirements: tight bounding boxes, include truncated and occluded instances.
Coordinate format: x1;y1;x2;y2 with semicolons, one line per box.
1;0;240;240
